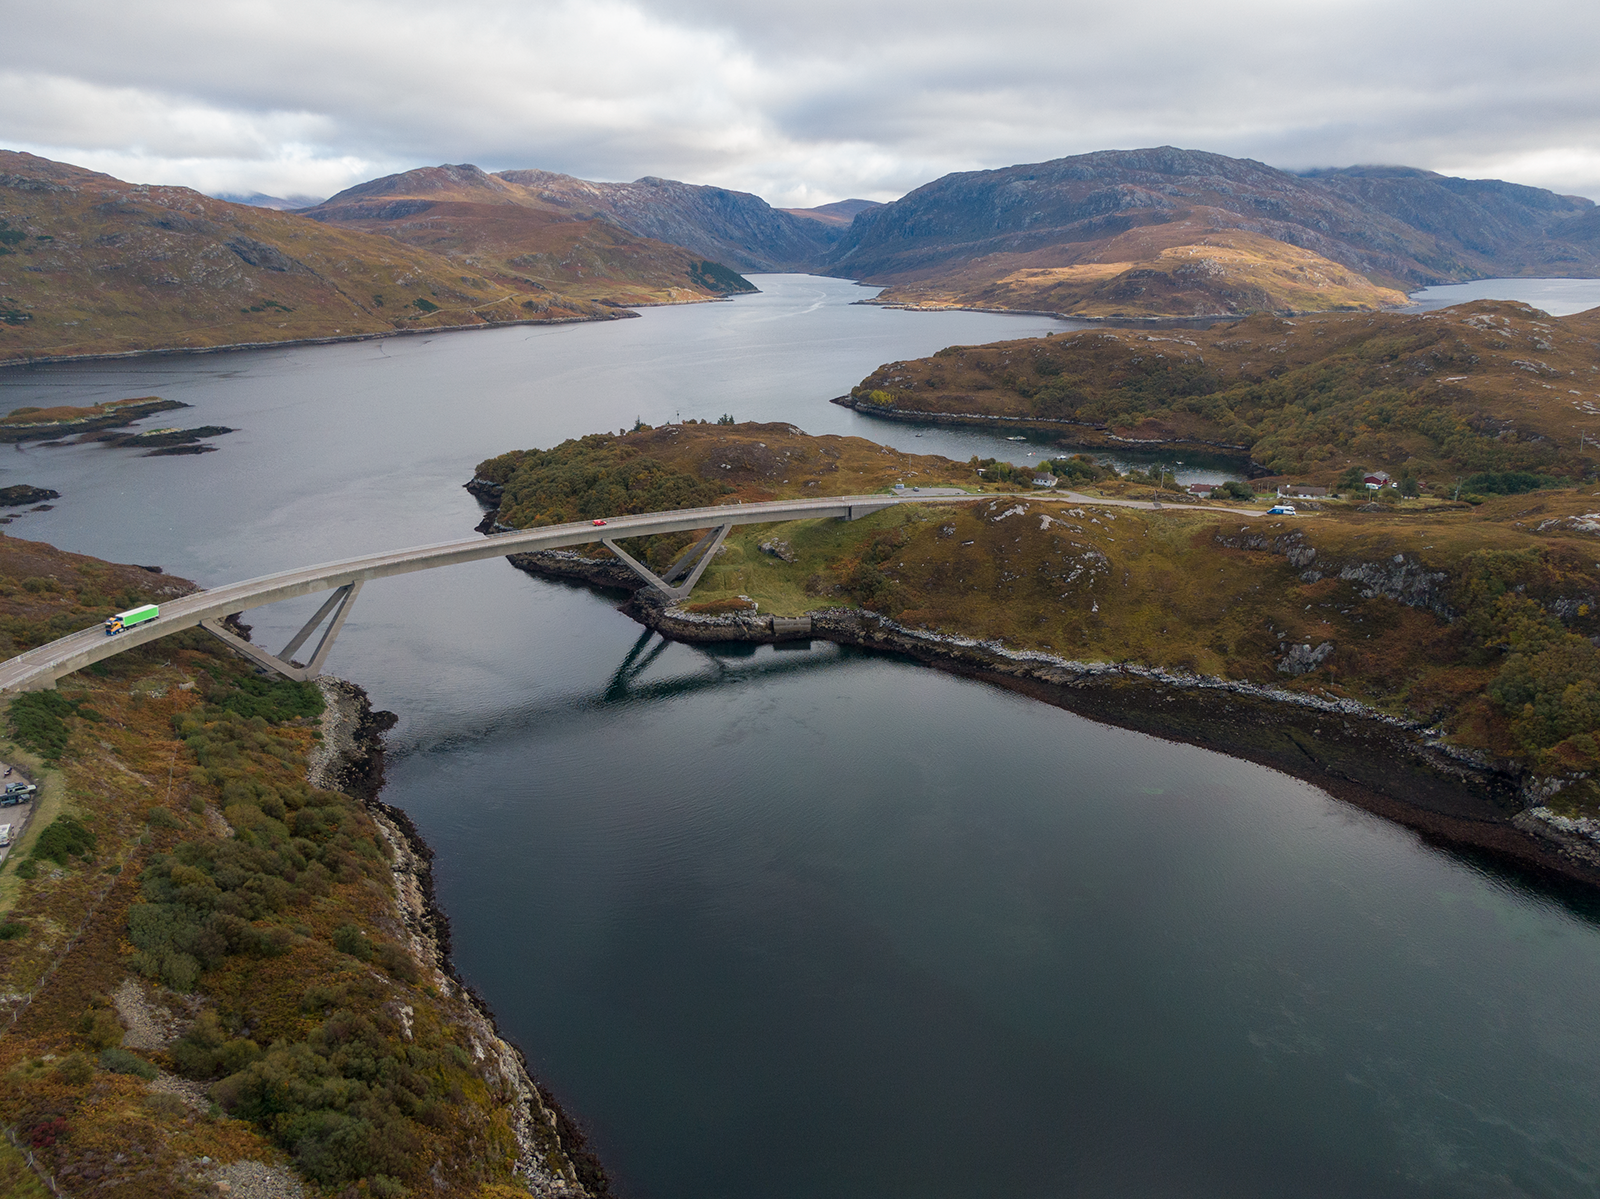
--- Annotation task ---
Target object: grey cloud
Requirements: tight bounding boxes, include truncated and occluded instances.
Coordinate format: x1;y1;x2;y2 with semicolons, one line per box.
2;0;1597;205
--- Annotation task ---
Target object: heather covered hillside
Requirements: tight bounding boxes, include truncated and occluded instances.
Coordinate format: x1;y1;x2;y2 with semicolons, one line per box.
302;164;758;306
842;300;1600;484
0;152;625;362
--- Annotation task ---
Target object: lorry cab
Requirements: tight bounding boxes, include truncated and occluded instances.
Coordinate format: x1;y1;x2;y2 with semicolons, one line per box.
106;603;159;636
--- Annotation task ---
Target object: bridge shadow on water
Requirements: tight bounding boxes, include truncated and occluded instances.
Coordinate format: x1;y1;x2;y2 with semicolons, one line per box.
390;627;854;759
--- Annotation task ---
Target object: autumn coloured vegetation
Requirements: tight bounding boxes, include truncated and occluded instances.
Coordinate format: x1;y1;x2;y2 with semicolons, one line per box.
476;421;1600;814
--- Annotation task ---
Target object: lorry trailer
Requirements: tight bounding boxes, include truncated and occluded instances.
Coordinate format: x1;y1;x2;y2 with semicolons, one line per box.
105;603;159;636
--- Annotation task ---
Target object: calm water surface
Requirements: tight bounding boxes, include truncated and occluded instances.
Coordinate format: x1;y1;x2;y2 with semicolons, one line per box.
3;277;1599;1197
1406;277;1600;316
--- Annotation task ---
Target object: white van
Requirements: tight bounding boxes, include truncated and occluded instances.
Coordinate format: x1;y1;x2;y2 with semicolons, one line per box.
0;824;13;847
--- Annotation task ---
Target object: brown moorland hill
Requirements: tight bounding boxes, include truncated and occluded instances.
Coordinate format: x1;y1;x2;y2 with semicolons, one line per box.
302;164;758;306
842;300;1600;484
866;216;1410;317
0;151;626;363
825;147;1600;317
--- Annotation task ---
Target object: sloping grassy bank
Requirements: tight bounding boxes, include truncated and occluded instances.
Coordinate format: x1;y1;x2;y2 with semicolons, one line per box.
0;534;604;1198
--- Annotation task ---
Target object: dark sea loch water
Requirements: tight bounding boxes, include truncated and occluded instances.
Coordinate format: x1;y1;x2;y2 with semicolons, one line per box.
3;276;1599;1198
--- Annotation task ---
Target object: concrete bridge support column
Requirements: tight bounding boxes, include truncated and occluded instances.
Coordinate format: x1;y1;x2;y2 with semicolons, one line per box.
602;523;733;603
199;581;363;682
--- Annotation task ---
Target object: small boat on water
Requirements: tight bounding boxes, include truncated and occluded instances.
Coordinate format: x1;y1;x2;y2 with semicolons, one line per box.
1005;436;1027;442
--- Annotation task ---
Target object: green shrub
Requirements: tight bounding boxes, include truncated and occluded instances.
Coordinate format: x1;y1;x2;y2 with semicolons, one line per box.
31;815;96;865
77;1007;123;1049
1462;470;1565;496
8;690;75;759
54;1053;92;1086
0;920;28;939
172;1011;262;1079
217;675;324;723
1047;455;1111;484
968;457;1033;486
211;1015;428;1185
99;1048;157;1080
332;923;372;961
374;940;419;983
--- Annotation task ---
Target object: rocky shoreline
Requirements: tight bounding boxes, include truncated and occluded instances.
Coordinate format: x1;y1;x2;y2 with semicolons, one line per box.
309;678;610;1199
500;545;1600;895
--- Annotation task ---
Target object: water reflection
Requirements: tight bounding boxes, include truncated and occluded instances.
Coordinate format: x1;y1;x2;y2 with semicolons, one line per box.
396;627;852;757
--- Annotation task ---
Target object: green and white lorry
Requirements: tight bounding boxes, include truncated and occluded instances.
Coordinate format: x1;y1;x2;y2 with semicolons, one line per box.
105;603;159;636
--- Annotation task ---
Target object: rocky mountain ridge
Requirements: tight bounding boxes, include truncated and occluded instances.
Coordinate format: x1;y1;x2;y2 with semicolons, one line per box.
301;163;757;306
494;169;838;272
820;147;1600;317
828;147;1599;286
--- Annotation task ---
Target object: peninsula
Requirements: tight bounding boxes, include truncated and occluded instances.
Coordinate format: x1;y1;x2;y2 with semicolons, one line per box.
470;417;1600;888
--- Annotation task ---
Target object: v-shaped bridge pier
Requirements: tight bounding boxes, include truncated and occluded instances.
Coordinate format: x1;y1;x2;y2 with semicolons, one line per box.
601;522;734;603
198;581;363;682
0;493;902;694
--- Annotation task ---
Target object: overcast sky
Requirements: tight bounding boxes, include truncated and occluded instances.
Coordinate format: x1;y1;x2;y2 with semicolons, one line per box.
3;0;1597;207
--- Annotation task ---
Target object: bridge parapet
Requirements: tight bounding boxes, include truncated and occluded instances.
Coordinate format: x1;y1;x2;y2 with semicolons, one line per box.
0;494;908;694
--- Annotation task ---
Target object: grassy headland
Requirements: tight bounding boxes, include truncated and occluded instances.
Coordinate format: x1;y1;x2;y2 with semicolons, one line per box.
841;301;1600;488
472;422;1600;831
0;534;602;1198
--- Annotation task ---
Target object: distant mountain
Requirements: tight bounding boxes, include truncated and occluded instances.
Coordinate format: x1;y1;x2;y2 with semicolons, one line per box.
822;147;1600;318
212;191;325;211
778;199;884;227
496;170;838;272
0;151;623;362
1297;166;1600;274
303;164;757;304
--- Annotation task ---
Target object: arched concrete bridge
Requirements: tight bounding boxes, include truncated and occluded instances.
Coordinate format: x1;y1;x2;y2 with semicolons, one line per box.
0;495;900;695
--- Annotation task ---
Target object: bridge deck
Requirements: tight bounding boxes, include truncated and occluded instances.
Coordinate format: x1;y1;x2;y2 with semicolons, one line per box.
0;495;900;693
